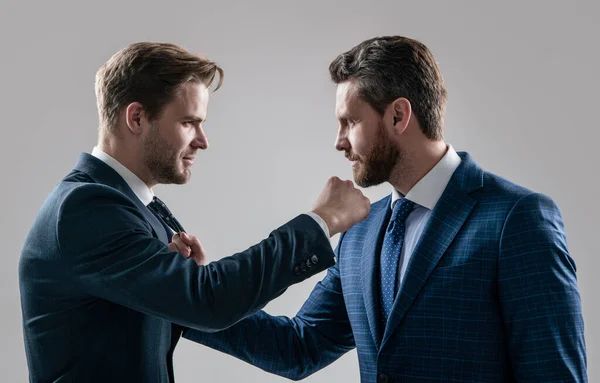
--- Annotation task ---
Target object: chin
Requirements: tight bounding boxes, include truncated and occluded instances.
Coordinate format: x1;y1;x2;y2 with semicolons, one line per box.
168;170;190;185
181;169;192;183
178;174;191;184
353;168;366;185
355;170;386;188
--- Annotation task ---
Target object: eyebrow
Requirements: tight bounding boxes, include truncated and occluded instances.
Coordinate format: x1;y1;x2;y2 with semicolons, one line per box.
182;116;205;123
338;115;355;123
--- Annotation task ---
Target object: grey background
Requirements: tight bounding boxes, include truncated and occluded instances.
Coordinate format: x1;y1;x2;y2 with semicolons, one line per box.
1;0;598;381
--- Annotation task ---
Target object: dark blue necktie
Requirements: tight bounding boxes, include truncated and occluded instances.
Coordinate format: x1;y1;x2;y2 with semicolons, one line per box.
379;197;414;328
147;196;186;234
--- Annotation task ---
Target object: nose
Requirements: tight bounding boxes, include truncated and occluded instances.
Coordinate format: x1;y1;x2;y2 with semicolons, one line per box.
192;126;209;150
334;126;348;152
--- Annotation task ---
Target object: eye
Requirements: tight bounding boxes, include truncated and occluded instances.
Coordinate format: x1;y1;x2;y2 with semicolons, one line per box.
339;118;354;128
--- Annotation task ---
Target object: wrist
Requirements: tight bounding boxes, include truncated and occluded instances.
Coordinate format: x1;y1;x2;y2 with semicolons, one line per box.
311;209;339;237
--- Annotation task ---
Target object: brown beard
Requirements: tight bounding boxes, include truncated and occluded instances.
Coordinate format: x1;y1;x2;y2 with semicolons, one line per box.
352;123;400;188
143;123;189;185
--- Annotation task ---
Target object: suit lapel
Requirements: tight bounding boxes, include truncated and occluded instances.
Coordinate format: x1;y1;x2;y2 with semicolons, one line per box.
381;152;483;346
72;153;169;244
360;196;392;348
134;200;171;244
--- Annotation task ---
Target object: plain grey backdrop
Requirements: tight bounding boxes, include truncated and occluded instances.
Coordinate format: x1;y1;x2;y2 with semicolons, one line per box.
1;0;598;381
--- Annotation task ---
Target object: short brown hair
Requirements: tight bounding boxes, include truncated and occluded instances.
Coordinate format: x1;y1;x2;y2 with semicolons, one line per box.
95;42;223;134
329;36;446;140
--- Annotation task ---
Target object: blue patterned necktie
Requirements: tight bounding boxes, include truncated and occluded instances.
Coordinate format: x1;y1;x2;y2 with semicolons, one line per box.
379;197;414;328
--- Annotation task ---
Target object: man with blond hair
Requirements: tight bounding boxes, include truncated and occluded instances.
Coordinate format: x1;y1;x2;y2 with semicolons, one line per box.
18;42;370;382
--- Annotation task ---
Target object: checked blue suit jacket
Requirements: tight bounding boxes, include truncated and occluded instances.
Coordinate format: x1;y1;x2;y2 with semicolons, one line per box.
187;152;587;382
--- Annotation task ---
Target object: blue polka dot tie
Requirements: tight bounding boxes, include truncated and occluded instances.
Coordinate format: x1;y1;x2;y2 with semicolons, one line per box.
380;197;414;327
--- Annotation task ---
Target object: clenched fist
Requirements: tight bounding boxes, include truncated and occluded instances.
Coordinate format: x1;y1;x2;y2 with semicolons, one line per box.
168;232;206;266
312;176;370;236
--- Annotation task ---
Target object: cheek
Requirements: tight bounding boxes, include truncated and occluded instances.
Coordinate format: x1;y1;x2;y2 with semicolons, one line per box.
349;130;370;156
170;129;191;150
157;124;181;144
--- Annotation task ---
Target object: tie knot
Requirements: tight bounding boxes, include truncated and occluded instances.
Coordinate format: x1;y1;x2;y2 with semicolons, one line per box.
391;198;414;223
149;196;170;215
147;196;186;233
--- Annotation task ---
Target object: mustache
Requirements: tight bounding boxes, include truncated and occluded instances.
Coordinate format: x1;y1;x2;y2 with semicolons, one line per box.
345;153;360;161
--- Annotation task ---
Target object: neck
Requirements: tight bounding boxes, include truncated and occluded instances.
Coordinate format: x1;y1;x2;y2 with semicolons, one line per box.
98;135;156;188
388;139;447;196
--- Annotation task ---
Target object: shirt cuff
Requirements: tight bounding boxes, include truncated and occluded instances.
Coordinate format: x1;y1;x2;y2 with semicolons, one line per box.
305;211;330;238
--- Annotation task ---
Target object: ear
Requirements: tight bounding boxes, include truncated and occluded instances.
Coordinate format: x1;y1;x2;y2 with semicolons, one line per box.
387;97;411;135
124;102;148;135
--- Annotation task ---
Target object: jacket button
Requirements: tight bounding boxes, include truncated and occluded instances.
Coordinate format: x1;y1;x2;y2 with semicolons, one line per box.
310;255;319;265
378;373;389;383
305;259;313;268
293;265;301;275
300;262;308;272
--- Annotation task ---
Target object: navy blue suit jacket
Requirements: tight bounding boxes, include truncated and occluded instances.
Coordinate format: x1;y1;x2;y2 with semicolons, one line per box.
18;153;335;382
187;152;587;382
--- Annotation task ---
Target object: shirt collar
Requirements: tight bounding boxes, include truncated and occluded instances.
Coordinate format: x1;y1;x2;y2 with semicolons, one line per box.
91;146;155;206
391;144;462;210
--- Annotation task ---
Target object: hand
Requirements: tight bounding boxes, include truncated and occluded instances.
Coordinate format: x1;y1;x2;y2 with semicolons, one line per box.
311;176;370;236
168;232;207;266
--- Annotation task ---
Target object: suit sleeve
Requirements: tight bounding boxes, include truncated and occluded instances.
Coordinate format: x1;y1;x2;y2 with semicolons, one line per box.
56;184;335;332
498;192;587;382
182;235;355;381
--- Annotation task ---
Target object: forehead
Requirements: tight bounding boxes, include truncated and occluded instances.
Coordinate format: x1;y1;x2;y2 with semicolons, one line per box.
168;82;209;114
335;81;364;118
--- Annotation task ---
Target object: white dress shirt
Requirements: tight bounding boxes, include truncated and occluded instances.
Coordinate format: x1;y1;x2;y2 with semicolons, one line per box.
391;145;462;286
92;147;155;206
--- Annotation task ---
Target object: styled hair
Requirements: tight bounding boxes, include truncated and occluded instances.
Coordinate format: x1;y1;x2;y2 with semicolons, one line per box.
329;36;446;140
95;42;223;134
